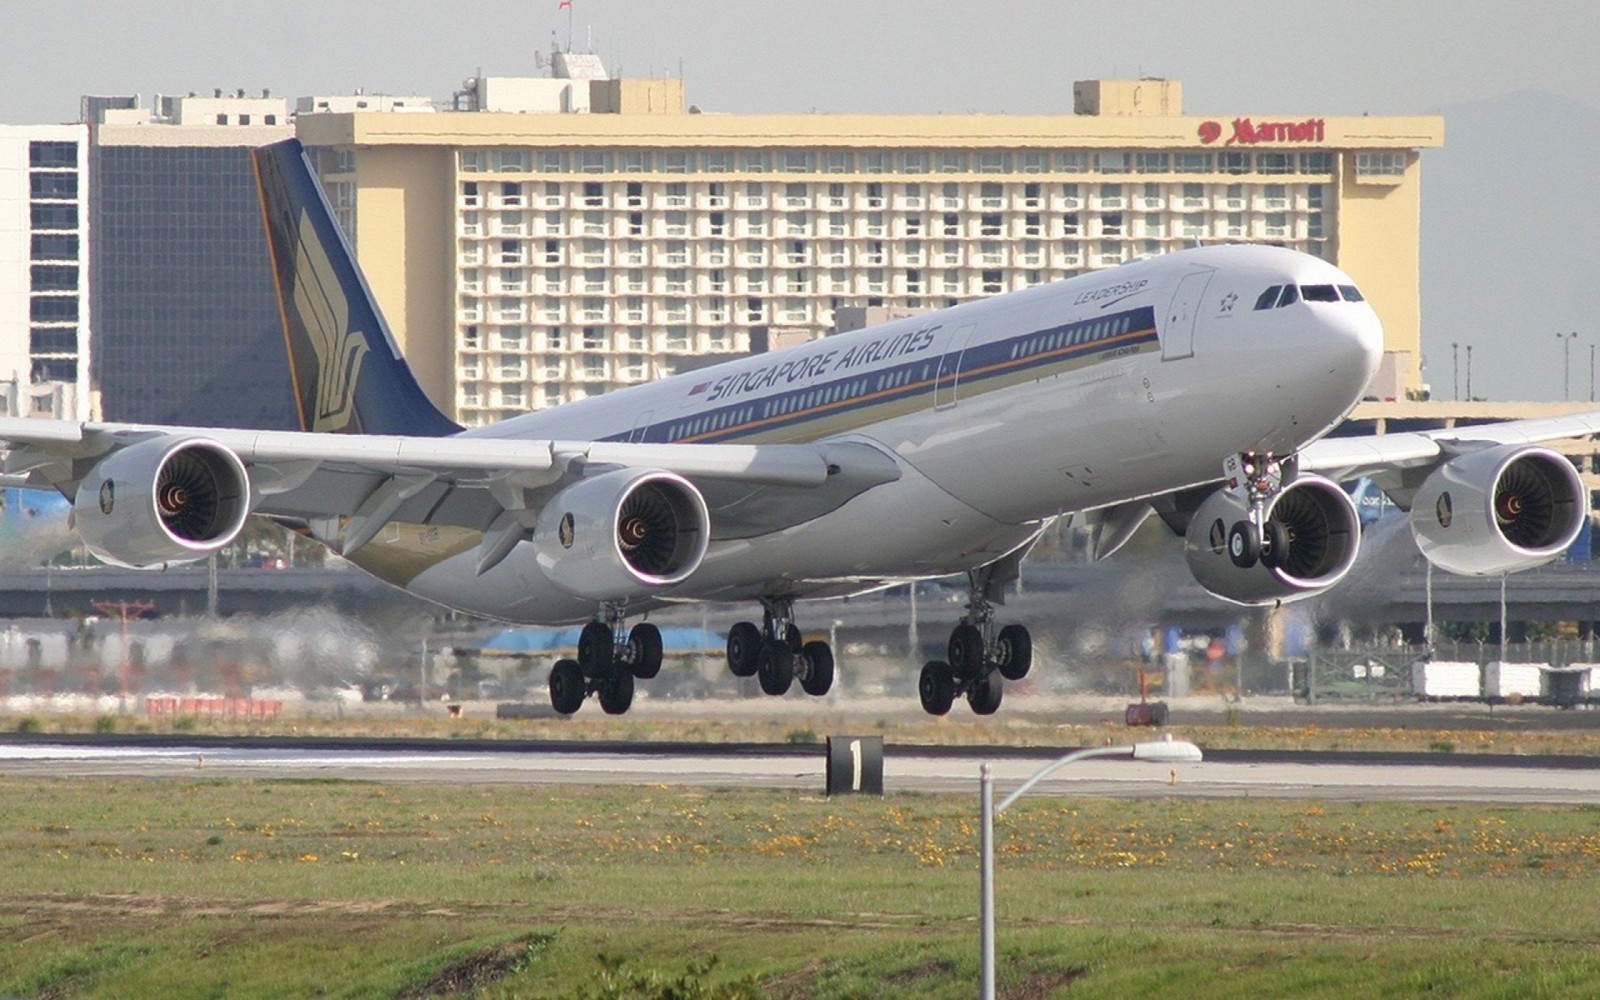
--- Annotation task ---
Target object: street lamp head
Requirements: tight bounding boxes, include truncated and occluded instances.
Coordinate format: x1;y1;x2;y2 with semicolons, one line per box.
1131;739;1203;763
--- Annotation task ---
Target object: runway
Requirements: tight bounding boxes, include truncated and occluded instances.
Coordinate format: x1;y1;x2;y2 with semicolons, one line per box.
2;738;1598;805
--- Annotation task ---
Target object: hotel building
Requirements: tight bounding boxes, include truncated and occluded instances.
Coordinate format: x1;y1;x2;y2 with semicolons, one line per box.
295;75;1444;427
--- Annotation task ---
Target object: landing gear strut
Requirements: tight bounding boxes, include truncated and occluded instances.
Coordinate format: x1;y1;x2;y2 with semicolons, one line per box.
726;597;835;698
1225;451;1295;570
548;603;665;716
919;567;1033;717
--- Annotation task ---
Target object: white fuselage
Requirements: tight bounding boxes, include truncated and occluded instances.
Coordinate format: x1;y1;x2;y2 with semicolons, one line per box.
388;245;1382;624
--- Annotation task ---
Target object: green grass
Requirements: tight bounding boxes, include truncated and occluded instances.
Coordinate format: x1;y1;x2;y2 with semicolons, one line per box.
2;778;1600;997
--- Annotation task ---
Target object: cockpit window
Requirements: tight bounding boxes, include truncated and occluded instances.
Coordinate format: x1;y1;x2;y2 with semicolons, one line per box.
1254;286;1281;310
1275;284;1300;308
1338;284;1365;302
1300;284;1340;302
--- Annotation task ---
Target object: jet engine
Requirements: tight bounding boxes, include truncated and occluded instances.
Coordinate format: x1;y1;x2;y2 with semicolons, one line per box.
1410;444;1586;576
72;436;252;569
533;468;709;600
1184;474;1361;605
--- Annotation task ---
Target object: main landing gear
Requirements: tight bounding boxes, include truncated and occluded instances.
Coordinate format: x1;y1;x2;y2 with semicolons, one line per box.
1224;451;1294;571
918;574;1033;717
548;603;665;716
725;597;835;699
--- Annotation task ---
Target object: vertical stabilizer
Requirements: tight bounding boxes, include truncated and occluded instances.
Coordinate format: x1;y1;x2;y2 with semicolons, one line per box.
252;138;460;437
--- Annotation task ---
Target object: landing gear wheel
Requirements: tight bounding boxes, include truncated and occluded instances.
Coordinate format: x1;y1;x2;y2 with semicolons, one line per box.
1259;520;1290;570
919;660;956;716
1227;521;1260;569
995;624;1033;681
800;641;835;696
578;621;615;676
548;658;585;715
727;621;762;678
598;670;635;715
967;671;1003;715
757;643;794;696
627;623;663;679
1150;700;1170;727
782;623;803;653
948;623;986;680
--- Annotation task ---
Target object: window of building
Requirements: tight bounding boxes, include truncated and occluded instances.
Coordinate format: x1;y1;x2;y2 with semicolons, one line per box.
575;150;610;173
661;150;691;173
215;114;229;125
823;150;852;173
1094;151;1130;174
899;150;930;173
1135;152;1170;173
937;151;967;173
1300;151;1335;174
28;141;76;167
1061;212;1081;236
537;150;567;173
496;150;533;172
29;234;76;260
1257;152;1292;175
30;203;77;230
860;150;890;173
1019;151;1048;174
29;173;77;199
1219;151;1251;175
975;151;1011;173
1174;152;1212;173
1056;151;1089;172
1355;151;1407;177
779;150;814;172
30;264;76;291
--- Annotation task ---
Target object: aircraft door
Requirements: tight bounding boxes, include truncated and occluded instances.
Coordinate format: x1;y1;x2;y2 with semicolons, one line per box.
627;411;654;442
933;324;976;409
1162;269;1215;361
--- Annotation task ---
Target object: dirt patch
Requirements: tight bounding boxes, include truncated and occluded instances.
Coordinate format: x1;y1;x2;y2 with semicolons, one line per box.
884;958;955;985
394;932;555;999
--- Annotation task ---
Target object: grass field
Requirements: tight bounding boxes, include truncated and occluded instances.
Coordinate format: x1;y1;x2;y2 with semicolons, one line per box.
3;776;1600;998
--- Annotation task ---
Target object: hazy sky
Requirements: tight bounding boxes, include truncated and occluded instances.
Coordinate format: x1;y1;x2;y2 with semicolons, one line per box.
3;1;1597;400
4;0;1596;122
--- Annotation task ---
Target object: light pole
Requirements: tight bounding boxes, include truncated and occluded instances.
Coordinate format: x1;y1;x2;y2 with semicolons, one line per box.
1451;342;1459;402
1590;342;1595;403
1560;331;1577;401
979;737;1203;1000
1465;345;1472;401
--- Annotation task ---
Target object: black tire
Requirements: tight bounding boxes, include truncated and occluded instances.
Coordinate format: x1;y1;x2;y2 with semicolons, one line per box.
948;623;986;680
918;660;956;716
548;658;585;715
578;621;615;676
1259;519;1290;570
628;622;663;679
1227;521;1260;569
800;641;834;696
727;621;762;678
995;624;1033;681
757;643;793;696
968;671;1003;715
598;670;635;715
1150;700;1170;726
783;622;803;653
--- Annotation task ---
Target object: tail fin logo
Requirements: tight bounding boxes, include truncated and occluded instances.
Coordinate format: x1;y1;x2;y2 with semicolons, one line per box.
290;206;369;432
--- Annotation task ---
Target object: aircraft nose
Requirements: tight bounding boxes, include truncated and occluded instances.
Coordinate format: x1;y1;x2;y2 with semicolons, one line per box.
1319;305;1385;399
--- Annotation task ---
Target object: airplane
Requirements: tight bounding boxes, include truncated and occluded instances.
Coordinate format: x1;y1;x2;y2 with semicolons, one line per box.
1;137;1595;718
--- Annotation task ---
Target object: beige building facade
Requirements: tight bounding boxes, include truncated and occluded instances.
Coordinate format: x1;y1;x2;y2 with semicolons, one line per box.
295;78;1444;426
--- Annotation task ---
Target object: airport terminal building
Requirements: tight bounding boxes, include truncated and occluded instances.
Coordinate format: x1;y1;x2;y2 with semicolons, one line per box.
294;75;1445;426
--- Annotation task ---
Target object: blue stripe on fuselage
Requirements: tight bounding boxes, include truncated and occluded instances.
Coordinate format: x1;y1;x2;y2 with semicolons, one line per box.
609;304;1157;445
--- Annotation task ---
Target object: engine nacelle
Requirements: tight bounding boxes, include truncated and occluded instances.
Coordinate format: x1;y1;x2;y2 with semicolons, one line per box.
1184;474;1361;605
1410;444;1587;576
533;468;709;600
73;436;252;569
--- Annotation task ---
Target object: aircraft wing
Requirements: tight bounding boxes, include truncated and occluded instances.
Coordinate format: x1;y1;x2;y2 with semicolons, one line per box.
0;417;902;560
1298;409;1600;502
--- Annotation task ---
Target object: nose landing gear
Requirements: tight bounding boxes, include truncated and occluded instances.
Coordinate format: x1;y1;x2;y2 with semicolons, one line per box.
1224;451;1296;570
